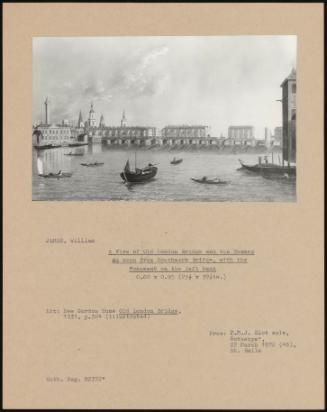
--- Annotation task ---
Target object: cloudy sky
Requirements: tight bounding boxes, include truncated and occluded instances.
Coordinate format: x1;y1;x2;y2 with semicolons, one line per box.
33;36;296;137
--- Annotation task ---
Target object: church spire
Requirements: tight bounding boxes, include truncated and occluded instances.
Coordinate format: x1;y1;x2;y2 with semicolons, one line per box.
88;102;96;127
78;110;83;127
121;109;127;127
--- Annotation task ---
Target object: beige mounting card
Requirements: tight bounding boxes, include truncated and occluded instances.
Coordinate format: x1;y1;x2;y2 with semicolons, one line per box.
3;3;324;410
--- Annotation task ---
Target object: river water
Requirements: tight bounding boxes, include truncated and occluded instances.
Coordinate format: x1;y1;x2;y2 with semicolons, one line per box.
32;145;296;202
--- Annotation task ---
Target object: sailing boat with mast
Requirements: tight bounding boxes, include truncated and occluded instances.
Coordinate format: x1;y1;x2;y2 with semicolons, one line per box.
238;154;296;176
120;152;158;183
37;157;72;178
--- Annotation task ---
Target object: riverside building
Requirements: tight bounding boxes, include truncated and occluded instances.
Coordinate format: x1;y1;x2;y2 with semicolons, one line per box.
281;68;296;164
226;125;256;146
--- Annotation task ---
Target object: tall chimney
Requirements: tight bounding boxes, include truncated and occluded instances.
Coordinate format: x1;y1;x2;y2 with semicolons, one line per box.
44;97;49;125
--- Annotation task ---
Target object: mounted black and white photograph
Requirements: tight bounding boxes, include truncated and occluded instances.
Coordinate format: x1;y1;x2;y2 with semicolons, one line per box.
32;36;297;201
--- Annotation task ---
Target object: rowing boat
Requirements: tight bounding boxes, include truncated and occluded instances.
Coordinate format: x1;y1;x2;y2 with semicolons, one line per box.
64;152;83;156
170;158;183;165
38;172;72;179
80;162;104;167
191;177;228;185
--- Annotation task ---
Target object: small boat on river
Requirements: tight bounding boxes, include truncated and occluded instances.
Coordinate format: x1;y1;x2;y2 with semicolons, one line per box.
170;157;183;165
64;152;83;156
39;171;73;178
80;162;104;167
34;144;62;150
120;156;158;183
68;142;88;147
37;157;72;178
191;176;228;185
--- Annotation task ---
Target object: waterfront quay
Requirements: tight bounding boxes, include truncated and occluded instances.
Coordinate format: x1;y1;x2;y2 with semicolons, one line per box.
33;102;283;150
33;68;295;169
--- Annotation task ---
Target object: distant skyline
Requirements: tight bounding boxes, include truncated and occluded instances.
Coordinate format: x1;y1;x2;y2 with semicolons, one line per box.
33;36;296;137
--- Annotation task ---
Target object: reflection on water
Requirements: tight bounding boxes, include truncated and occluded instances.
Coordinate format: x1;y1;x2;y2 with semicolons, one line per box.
32;144;296;202
35;149;72;175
